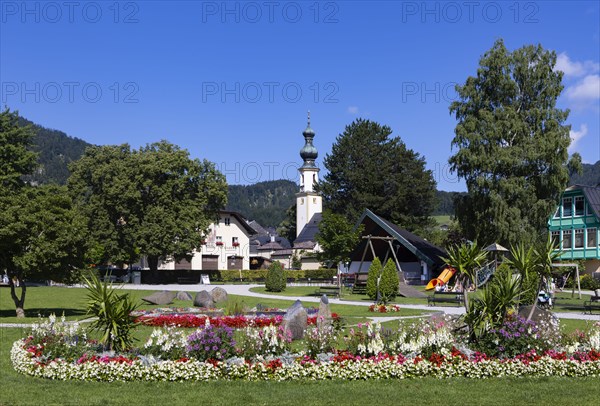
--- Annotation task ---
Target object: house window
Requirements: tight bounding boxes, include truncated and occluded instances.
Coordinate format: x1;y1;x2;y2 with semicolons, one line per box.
587;202;594;216
562;197;572;217
574;229;584;248
551;231;560;247
553;206;560;218
224;217;231;226
232;237;239;247
563;230;572;249
588;228;597;248
216;236;223;246
575;197;584;216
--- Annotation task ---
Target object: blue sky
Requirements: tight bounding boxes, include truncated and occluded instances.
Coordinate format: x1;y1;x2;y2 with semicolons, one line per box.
1;1;599;191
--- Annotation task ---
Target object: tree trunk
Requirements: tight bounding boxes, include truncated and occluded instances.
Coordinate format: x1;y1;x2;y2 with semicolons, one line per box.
147;255;159;284
9;274;26;318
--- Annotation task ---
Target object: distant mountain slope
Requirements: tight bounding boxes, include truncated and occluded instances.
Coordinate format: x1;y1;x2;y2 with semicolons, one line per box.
570;161;600;187
227;180;297;227
18;117;93;185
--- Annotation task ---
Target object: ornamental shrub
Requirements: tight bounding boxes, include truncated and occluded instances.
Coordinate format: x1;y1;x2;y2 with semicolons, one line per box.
366;258;382;301
185;324;236;361
379;259;399;304
265;261;286;292
475;315;552;358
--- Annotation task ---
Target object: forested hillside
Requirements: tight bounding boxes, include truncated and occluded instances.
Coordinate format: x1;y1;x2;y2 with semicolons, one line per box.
226;180;297;227
19;117;93;185
570;161;600;186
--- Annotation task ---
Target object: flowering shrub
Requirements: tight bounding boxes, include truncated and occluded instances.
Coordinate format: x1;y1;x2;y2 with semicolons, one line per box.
143;327;187;360
368;304;402;313
185;323;236;361
344;322;385;356
25;314;91;363
304;318;337;357
238;325;291;359
475;315;555;358
388;316;457;358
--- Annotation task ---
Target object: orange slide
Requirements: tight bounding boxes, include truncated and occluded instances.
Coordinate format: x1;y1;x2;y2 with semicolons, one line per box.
425;267;456;291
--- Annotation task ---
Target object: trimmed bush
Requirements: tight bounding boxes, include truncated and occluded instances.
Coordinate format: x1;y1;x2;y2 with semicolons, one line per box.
366;258;382;301
265;262;286;292
379;259;399;304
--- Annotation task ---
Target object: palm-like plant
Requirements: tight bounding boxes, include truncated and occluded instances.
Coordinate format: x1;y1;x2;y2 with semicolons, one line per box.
443;241;488;309
465;267;523;340
526;236;562;321
83;272;138;351
507;243;538;306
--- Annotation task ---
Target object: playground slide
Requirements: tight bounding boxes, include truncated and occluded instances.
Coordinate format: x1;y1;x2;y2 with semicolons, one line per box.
425;267;456;291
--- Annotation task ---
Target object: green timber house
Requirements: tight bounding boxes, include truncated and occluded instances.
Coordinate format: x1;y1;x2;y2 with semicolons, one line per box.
548;185;600;275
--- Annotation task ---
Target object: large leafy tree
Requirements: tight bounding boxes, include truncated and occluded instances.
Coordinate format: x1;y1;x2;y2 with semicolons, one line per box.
449;39;581;246
316;210;363;268
319;119;437;231
68;141;228;278
0;108;37;190
0;108;87;316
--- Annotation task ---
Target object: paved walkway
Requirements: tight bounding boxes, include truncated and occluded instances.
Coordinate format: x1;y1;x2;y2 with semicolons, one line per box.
1;284;597;327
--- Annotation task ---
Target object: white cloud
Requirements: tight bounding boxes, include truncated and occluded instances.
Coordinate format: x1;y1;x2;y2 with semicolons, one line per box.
569;123;588;153
556;53;599;77
347;106;359;114
565;74;600;101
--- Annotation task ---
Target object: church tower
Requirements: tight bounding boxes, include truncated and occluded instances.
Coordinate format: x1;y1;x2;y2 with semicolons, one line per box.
296;112;323;237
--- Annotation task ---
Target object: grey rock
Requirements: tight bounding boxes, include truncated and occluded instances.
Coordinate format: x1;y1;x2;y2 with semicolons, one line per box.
210;287;228;303
317;295;332;330
282;300;307;340
176;291;193;301
194;290;214;308
141;291;176;305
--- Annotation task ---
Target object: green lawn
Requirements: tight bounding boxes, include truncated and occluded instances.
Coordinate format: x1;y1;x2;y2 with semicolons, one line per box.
2;287;600;405
1;326;600;405
433;215;452;226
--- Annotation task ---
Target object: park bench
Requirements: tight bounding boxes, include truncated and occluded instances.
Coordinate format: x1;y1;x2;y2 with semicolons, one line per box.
351;273;368;294
583;295;600;314
314;285;340;298
427;291;464;307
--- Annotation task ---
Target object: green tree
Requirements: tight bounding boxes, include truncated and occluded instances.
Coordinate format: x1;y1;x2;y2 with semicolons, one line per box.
265;261;286;292
277;204;297;243
319;119;437;231
0;185;88;316
379;259;399;304
449;39;582;247
365;257;382;301
0;108;38;190
68;141;227;278
316;210;363;268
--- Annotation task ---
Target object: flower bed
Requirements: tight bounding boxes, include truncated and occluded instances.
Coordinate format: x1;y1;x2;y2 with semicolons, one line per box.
11;340;600;382
11;314;600;382
136;312;340;328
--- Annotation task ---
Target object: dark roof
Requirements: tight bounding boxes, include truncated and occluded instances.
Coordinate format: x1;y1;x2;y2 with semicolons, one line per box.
355;209;447;268
257;241;285;251
247;220;269;236
293;213;322;248
219;210;256;235
576;185;600;219
251;235;292;249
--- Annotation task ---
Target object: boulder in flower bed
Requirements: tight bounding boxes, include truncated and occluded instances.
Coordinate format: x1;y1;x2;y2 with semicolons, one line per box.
176;291;193;301
210;287;228;303
141;291;176;305
282;300;307;340
194;290;214;308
